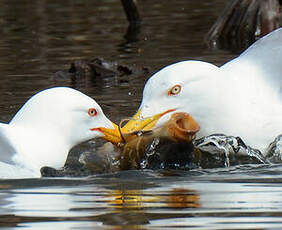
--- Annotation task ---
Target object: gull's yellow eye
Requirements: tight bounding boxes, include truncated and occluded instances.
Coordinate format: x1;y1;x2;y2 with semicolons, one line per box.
88;108;98;117
168;84;181;96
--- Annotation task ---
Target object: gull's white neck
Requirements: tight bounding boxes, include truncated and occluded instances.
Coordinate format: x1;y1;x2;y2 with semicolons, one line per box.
8;123;71;174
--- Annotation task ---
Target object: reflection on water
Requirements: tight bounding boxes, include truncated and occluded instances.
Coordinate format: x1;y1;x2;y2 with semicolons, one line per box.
2;168;282;229
106;187;200;210
0;0;281;229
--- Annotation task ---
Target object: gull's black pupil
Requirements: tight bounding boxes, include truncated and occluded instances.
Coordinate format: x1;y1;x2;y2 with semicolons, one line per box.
169;85;181;96
173;87;178;93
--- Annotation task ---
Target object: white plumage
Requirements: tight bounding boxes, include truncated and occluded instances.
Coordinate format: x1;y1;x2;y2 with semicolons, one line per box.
0;87;114;178
134;28;282;152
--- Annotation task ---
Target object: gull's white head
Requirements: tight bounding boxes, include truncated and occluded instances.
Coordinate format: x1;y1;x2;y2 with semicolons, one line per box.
8;87;118;172
122;61;222;135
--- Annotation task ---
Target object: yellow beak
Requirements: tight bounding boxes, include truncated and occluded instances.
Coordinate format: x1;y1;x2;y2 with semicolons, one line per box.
91;122;122;145
94;109;176;145
120;109;176;133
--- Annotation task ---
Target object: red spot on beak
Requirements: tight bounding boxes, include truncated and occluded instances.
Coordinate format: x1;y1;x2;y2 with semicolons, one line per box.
90;128;102;132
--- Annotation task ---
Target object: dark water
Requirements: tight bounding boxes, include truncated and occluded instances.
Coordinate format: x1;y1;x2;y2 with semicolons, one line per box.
0;0;281;229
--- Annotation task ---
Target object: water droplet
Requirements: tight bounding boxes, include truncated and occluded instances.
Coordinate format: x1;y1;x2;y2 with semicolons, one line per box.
147;138;160;153
140;159;148;169
137;131;143;137
112;158;120;166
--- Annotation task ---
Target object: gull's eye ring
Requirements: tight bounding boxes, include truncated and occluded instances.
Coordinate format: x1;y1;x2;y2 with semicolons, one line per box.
168;84;181;96
88;108;98;117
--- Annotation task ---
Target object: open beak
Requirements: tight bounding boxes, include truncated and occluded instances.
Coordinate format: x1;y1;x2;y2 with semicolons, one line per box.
91;122;122;145
120;108;176;134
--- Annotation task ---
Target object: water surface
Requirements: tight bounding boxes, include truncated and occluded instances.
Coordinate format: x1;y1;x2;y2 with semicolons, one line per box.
2;167;282;229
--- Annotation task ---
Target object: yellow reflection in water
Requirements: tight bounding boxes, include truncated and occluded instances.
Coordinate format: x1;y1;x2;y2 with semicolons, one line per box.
106;187;200;210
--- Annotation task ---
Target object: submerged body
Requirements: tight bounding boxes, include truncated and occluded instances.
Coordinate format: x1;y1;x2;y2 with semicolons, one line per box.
121;28;282;152
0;87;117;178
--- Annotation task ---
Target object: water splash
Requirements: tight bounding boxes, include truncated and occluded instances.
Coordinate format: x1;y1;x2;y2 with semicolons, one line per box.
265;135;282;163
194;134;268;168
41;133;282;177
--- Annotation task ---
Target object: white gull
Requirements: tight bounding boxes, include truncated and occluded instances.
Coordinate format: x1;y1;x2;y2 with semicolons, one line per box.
0;87;117;178
122;28;282;153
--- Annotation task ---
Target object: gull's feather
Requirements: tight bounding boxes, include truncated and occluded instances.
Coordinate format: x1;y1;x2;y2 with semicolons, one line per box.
0;123;16;164
221;28;282;96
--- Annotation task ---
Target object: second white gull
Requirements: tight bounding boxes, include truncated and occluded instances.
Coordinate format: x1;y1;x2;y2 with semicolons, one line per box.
121;28;282;152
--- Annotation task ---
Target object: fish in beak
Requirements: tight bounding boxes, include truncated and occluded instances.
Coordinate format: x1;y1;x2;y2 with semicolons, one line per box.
95;108;199;146
118;112;200;170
